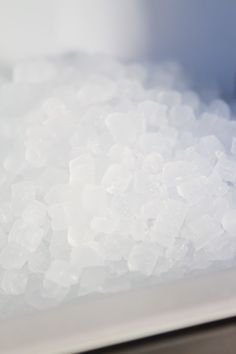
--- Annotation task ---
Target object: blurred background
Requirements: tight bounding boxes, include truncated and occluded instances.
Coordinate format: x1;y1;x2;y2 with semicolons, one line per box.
0;0;236;96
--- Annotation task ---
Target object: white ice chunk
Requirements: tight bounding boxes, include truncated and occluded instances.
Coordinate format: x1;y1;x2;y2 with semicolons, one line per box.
11;181;35;215
22;200;47;226
215;155;236;183
222;209;236;237
1;270;28;295
71;244;104;274
9;219;44;252
163;160;199;187
128;243;161;275
102;164;132;194
105;112;138;144
81;184;107;214
69;154;95;184
0;243;29;269
48;204;67;231
90;212;118;234
188;214;224;250
45;260;77;287
80;266;109;291
28;245;50;273
151;199;187;247
177;176;210;204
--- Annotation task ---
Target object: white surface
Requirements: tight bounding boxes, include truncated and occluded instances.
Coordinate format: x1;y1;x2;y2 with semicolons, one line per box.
0;267;236;354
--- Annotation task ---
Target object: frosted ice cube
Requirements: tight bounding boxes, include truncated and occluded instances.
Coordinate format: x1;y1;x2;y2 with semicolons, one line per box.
177;176;210;204
9;219;44;252
0;226;7;249
49;231;71;260
196;135;225;161
143;153;164;174
69;154;95;184
22;200;47;226
37;167;68;195
205;233;235;261
90;213;118;234
169;105;195;130
0;203;12;225
0;243;29;269
41;279;69;300
222;209;236;237
28;245;50;273
108;144;135;169
44;184;69;204
81;184;107;214
139;132;176;158
151;199;187;247
80;266;109;291
137;101;167;129
99;234;134;261
215;154;236;183
11;181;35;214
3;149;25;174
1;270;28;295
45;260;77;287
163;160;199;187
128;243;161;275
102;164;132;194
188;214;224;250
71;244;104;274
48;204;67;231
105;112;138;144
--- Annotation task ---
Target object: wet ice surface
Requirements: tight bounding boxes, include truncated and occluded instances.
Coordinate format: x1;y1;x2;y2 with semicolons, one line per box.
0;53;236;317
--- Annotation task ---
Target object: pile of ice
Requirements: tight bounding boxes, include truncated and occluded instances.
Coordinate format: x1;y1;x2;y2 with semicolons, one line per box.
0;53;236;315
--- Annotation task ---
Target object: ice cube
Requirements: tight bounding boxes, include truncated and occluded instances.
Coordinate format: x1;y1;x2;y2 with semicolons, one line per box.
188;214;224;250
71;244;104;274
1;270;28;295
80;266;109;291
48;204;67;231
81;184;107;214
69;154;95;184
0;243;29;269
11;181;35;215
22;200;47;226
45;260;77;287
222;209;236;237
163;160;199;187
9;219;44;252
28;245;50;273
177;176;210;204
90;212;118;234
128;243;161;275
151;199;187;247
215;155;236;183
102;164;132;194
105;112;138;144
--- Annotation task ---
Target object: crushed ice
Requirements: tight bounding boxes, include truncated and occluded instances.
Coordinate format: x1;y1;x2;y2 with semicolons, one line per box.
0;54;236;316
